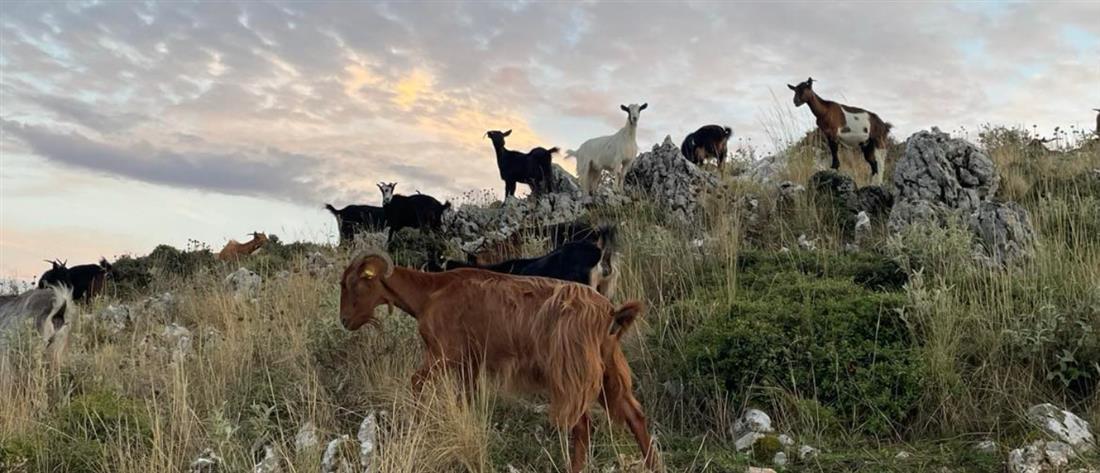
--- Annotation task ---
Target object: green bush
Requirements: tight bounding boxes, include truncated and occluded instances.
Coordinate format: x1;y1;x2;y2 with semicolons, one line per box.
670;250;921;436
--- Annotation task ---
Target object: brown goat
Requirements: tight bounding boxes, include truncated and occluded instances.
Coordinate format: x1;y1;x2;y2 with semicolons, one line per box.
217;232;269;261
339;251;657;472
788;77;892;185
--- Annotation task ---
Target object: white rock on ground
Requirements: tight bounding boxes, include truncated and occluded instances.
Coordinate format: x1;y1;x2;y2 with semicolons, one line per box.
974;439;998;454
161;323;193;361
252;443;281;473
188;448;223;473
732;408;774;451
225;268;262;301
96;304;132;334
773;451;788;467
294;421;319;452
797;234;816;251
321;435;352;473
1027;403;1095;452
895;451;912;460
358;412;378;468
746;467;777;473
776;434;794;447
1008;440;1077;473
798;444;819;461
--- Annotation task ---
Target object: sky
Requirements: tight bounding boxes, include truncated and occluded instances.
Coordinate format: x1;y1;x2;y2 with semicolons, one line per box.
1;1;1098;281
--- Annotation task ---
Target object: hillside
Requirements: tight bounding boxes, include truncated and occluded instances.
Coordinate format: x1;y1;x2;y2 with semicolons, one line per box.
2;126;1099;473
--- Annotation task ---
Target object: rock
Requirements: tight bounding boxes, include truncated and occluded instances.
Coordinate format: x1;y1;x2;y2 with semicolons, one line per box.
140;292;178;317
853;211;871;242
550;163;581;195
895;451;912;460
892;128;999;215
294;422;319;452
321;435;352;473
798;445;819;461
225;268;262;301
777;434;794;447
968;200;1036;266
358;412;378;468
743;153;789;183
746;468;777;473
1009;440;1078;473
810;170;892;232
1027;403;1095;452
189;448;223;473
735;432;765;452
305;252;334;277
96;304;133;334
797;234;816;251
974;439;998;454
252;443;281;473
773;451;788;466
734;409;774;435
625;135;720;224
855;185;894;220
161;323;193;361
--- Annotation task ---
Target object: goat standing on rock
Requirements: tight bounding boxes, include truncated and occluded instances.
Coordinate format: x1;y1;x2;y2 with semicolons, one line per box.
567;103;647;194
486;130;558;198
788;78;892;185
339;251;658;473
681;124;732;169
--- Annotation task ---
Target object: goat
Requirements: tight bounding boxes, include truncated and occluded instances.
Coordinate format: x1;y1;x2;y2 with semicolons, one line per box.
339;251;657;472
466;219;603;266
436;225;618;299
217;232;269;261
486;130;558;198
37;258;111;302
325;204;387;244
566;103;647;194
0;285;73;363
378;181;397;204
382;192;451;240
681;125;732;169
788;78;892;185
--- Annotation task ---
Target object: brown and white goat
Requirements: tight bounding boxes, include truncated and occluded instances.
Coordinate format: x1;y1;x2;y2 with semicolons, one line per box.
339;251;657;473
788;78;892;185
217;232;269;261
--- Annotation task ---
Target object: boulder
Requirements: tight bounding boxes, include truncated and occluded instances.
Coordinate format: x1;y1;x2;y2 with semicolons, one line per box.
358;412;378;468
625;135;719;223
732;408;774;451
321;435;352;473
892;128;999;215
225;268;261;301
969;201;1036;266
1009;440;1077;473
189;448;223;473
1027;403;1095;452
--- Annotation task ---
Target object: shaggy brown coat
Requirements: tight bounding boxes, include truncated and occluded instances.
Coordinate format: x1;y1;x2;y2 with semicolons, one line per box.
217;232;269;261
339;252;657;472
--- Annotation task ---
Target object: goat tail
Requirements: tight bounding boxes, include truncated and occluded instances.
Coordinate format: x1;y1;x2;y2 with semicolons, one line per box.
608;300;644;338
723;126;733;137
324;203;339;215
546;147;560;155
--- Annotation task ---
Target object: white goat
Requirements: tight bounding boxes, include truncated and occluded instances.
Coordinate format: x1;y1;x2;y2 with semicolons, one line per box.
566;103;647;194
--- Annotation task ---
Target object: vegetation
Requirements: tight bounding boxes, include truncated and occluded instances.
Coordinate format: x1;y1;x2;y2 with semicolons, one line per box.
2;127;1098;472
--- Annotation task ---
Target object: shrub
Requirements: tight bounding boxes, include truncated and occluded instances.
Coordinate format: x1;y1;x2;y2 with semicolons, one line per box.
669;250;921;436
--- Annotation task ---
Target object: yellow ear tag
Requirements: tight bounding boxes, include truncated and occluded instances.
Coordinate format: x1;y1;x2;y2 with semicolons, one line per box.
362;267;376;279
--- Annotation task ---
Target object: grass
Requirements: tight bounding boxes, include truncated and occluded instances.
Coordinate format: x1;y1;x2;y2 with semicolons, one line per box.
2;127;1099;472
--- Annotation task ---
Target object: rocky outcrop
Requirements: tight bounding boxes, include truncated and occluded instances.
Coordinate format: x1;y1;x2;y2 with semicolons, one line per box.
225;268;262;301
625;136;720;223
1027;404;1095;452
889;128;1035;265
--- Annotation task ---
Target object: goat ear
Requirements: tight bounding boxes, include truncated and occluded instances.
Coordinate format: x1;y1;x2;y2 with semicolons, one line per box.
639;103;648;111
620;104;628;112
787;84;796;91
502;129;511;137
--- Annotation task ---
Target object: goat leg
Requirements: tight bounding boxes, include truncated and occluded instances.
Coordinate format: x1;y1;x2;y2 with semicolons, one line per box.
568;412;592;473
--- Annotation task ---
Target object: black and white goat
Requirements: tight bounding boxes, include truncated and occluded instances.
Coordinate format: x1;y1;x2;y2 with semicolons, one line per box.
431;225;618;299
681;125;732;168
383;192;451;240
37;258;111;302
486;130;558;198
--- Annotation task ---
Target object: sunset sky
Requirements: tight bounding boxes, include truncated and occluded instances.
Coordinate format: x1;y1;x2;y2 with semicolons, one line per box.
2;1;1098;281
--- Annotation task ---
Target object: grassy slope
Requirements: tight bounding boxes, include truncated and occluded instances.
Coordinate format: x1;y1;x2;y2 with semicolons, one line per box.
2;129;1098;472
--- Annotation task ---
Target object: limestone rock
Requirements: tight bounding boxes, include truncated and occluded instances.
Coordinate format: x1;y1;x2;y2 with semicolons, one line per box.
225;268;262;301
975;439;998;454
773;451;788;467
252;443;281;473
189;448;223;473
969;200;1036;266
798;445;819;461
1009;440;1077;473
1027;403;1095;451
358;412;378;468
732;408;773;451
625;135;719;224
321;435;352;473
96;304;132;334
892;128;998;215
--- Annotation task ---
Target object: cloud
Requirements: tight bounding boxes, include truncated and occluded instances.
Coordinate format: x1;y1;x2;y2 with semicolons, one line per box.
2;119;328;204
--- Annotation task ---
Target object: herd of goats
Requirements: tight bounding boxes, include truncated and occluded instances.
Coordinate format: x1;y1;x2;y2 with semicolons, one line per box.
4;79;1099;472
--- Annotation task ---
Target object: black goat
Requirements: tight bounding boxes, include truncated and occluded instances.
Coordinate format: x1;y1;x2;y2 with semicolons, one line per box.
432;225;618;298
383;193;451;240
325;204;387;244
487;130;558;198
38;258;111;302
681;125;732;168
